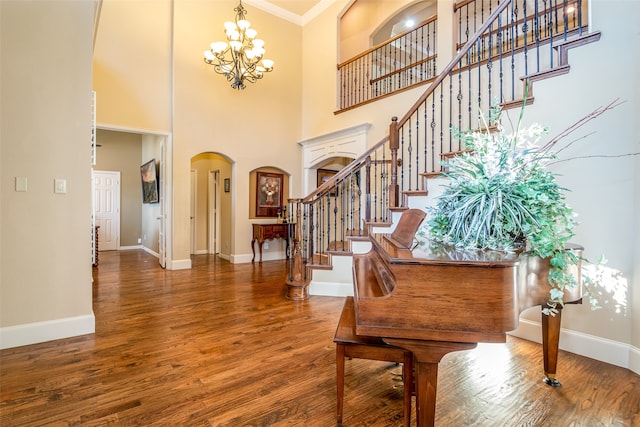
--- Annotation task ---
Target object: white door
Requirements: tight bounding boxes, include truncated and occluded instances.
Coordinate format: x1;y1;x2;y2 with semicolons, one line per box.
208;170;221;254
190;169;197;255
94;170;120;251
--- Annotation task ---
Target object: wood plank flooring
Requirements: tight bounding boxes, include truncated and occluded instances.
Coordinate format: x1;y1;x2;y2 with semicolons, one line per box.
1;250;638;426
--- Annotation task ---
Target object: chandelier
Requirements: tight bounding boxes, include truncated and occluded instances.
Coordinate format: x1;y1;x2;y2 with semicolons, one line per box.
203;0;274;90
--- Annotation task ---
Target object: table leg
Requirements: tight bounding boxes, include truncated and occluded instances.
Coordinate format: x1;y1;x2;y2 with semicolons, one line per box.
542;309;562;386
251;238;256;262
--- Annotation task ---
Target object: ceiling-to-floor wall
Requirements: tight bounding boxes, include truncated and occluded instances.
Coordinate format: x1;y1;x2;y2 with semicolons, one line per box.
94;0;303;267
300;0;639;372
1;0;95;348
2;0;635;372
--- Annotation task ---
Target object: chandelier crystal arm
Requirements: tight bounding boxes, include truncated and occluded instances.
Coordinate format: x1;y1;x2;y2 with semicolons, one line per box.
203;0;274;90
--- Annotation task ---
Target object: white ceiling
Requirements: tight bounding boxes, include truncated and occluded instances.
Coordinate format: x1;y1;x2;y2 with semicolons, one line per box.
245;0;335;25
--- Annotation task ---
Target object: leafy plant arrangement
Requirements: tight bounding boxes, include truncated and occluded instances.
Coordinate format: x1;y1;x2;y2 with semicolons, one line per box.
426;99;624;315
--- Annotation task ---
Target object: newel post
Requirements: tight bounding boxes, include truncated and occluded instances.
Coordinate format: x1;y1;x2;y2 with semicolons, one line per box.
285;198;308;300
389;116;400;208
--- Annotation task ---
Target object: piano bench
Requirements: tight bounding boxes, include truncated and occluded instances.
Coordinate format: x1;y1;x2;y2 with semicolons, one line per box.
334;296;413;427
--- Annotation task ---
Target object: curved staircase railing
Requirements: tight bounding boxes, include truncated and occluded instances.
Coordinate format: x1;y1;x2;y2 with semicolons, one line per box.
285;0;599;300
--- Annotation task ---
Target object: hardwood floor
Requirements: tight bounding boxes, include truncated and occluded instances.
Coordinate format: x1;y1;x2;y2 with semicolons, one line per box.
1;250;638;426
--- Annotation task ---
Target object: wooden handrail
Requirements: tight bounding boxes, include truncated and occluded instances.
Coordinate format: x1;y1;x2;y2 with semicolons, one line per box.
302;135;389;204
455;4;585;51
396;0;512;128
337;15;438;69
369;54;437;85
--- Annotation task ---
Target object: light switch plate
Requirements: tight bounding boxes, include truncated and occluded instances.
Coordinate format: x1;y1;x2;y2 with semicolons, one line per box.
54;179;67;194
15;177;28;192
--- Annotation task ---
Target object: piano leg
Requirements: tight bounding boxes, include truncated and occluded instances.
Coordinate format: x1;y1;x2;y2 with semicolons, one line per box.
541;309;563;387
386;339;477;427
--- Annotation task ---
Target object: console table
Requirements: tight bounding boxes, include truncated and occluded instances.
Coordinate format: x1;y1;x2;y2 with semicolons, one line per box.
251;223;293;263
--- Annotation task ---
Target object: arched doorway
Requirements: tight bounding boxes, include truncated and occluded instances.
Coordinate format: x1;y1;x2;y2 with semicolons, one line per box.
190;152;233;259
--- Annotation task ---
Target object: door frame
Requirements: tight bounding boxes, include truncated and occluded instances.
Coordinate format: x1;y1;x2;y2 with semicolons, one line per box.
96;124;172;268
190;169;197;255
208;170;221;254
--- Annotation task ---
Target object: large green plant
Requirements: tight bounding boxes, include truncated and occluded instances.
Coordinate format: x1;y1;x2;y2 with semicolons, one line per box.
427;101;619;315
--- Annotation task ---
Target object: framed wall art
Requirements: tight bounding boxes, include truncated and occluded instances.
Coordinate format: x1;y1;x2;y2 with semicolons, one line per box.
140;159;159;204
317;168;337;196
256;171;283;217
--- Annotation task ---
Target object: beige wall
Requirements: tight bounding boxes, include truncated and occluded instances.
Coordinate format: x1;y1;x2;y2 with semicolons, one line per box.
92;0;172;132
339;0;422;62
172;0;303;264
93;0;303;264
1;0;635;366
94;130;143;247
0;1;94;342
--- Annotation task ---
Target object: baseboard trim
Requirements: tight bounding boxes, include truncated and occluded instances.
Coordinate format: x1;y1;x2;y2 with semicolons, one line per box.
510;318;638;374
0;314;95;350
167;258;191;270
142;247;159;258
119;245;143;250
231;253;253;263
230;252;286;264
309;281;353;297
630;346;640;375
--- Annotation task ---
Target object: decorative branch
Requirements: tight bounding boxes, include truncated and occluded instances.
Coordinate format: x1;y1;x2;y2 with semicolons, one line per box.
539;98;626;155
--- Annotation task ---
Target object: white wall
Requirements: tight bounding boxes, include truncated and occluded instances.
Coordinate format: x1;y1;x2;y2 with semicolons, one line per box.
301;0;639;370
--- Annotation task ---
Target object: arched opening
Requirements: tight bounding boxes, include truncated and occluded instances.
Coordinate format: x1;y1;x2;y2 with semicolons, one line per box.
190;152;233;259
338;0;436;62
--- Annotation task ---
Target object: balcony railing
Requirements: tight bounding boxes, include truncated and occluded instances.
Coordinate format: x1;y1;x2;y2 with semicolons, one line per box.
337;16;438;112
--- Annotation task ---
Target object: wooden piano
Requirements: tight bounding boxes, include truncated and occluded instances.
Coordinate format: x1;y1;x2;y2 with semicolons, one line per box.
353;210;582;426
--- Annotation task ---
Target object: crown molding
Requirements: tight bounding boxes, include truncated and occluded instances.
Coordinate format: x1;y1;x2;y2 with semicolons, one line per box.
243;0;335;26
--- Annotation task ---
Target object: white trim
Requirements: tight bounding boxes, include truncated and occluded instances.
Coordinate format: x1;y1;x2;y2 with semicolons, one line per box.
630;346;640;375
309;281;353;297
96;123;170;136
510;318;639;374
244;0;335;26
230;253;253;264
0;314;95;350
119;245;143;250
298;123;371;168
167;258;192;270
299;123;371;195
143;246;160;258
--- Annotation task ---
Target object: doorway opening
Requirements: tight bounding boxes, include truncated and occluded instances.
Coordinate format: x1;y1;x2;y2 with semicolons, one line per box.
190;152;233;259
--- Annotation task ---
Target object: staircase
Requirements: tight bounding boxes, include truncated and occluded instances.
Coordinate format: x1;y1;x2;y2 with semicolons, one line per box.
285;0;600;300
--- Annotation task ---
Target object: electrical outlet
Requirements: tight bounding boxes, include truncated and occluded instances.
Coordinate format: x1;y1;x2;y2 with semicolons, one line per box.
138;238;142;244
264;242;269;249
